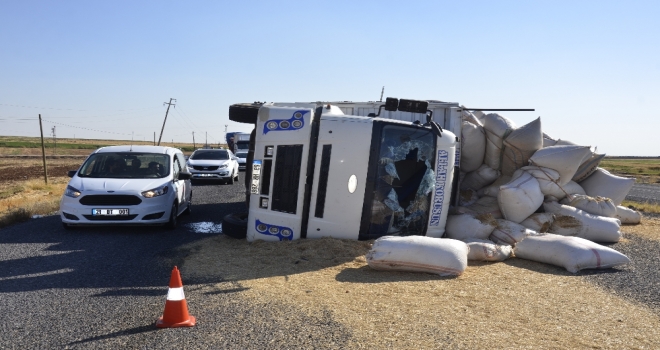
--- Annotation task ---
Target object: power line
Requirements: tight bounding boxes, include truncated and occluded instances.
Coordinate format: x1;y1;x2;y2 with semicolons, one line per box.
41;118;133;136
0;103;159;113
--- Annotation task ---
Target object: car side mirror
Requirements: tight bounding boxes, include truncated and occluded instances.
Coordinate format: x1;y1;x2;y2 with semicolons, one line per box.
178;171;192;180
67;170;77;178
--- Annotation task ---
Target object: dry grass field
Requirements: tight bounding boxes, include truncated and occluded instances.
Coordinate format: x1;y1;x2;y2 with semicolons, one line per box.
600;158;660;184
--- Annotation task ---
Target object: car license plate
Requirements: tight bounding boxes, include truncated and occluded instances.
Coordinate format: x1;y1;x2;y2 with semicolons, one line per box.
250;160;262;195
92;209;129;216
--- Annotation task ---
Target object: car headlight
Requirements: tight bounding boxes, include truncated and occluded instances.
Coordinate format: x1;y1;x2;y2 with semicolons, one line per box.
65;185;82;198
218;164;228;169
141;184;169;198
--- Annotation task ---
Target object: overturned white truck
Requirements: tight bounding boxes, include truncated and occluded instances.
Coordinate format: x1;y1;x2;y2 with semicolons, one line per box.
222;98;640;274
223;98;529;241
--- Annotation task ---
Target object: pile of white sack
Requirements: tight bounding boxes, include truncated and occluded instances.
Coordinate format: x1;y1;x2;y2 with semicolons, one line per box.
367;111;641;275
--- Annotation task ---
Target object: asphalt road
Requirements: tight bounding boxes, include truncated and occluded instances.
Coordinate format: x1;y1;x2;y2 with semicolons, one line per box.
0;176;352;349
626;183;660;204
1;176;659;349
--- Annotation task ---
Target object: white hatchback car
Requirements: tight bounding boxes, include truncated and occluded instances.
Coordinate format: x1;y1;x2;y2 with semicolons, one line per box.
186;148;240;184
60;146;192;229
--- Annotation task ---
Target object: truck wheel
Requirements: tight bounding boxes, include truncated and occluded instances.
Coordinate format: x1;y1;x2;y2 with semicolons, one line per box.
229;103;262;124
222;212;248;239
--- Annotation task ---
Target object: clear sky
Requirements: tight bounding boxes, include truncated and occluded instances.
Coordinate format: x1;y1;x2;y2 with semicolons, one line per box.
1;1;658;155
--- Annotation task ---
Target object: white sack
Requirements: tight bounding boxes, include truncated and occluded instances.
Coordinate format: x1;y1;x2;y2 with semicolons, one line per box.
579;168;635;206
458;189;479;207
446;214;497;241
529;145;592;185
461;110;483;126
572;153;606;182
455;196;502;218
501;117;543;176
520;213;555;233
513;233;630;273
542;136;557;148
542;180;586;201
483;113;516;171
464;239;512;262
615;205;642;225
489;219;536;246
472;110;486;124
477;175;512;197
461;164;500;191
544;201;622;243
460;121;487;173
498;171;544;223
517;166;564;198
560;194;617;218
366;236;468;276
554;139;578;146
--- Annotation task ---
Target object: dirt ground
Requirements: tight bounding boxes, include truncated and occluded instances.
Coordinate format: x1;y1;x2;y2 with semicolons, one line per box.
0;158;83;185
181;223;660;349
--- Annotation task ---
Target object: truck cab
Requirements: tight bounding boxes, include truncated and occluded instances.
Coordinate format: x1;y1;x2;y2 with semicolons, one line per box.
228;98;459;242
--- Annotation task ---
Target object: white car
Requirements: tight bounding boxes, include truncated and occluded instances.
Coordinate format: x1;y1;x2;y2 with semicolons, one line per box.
60;146;192;229
235;151;247;170
186;149;240;184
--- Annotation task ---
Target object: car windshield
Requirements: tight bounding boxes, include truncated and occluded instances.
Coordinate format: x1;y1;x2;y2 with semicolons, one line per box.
235;152;248;158
191;150;229;160
367;125;436;237
78;153;170;178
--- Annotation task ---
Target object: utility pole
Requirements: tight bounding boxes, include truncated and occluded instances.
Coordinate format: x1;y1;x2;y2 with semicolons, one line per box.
379;86;385;102
157;98;176;146
38;114;48;184
153;132;156;146
51;126;56;155
205;132;207;148
192;132;196;149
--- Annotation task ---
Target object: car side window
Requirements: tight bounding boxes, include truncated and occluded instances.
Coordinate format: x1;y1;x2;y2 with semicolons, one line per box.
172;156;181;179
176;153;187;171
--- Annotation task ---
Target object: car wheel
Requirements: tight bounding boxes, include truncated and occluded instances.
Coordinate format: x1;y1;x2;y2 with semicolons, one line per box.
229;103;262;124
182;194;192;216
222;212;248;239
165;202;178;229
234;169;239;183
228;173;235;185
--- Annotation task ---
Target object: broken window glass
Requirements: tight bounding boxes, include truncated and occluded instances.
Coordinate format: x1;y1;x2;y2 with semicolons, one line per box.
368;125;436;237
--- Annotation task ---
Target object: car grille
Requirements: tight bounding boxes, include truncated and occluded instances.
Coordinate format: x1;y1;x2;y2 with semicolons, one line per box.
79;195;143;206
192;165;219;171
82;214;139;221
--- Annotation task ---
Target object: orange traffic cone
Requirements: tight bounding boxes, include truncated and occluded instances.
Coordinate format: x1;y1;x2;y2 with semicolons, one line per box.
156;266;196;328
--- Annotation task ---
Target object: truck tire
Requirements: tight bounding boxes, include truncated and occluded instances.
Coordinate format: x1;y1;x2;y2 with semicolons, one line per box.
222;212;248;239
229;103;262;124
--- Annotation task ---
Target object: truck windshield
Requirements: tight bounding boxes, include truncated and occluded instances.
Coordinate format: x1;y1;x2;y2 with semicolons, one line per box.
367;125;436;237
